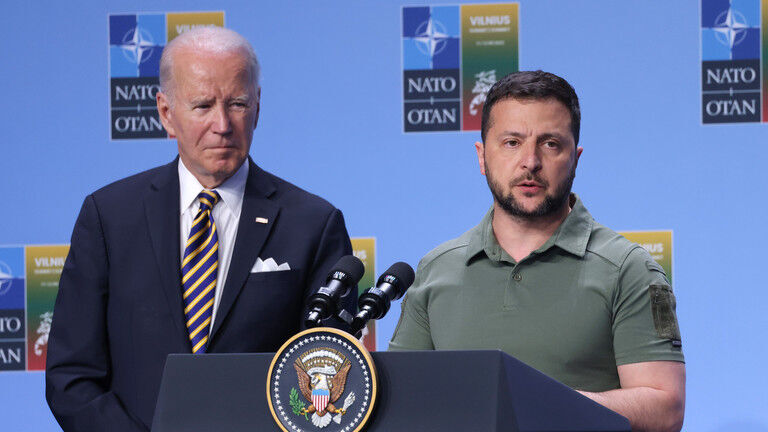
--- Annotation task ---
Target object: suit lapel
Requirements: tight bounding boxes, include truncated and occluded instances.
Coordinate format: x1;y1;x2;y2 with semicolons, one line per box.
211;160;279;340
144;159;189;346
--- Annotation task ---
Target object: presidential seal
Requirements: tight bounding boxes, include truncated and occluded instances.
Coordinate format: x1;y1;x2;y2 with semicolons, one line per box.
267;327;377;432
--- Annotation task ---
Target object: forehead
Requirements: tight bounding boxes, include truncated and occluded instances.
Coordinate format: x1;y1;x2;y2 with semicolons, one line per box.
172;48;253;91
488;97;572;134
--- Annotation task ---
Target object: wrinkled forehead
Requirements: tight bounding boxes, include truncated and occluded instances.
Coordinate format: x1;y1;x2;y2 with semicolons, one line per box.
171;47;256;89
177;47;250;72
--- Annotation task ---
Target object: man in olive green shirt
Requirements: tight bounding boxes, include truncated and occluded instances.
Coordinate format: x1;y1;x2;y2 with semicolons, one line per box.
389;71;685;432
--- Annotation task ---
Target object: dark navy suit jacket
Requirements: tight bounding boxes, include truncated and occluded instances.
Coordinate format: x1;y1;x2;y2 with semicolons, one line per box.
45;158;355;431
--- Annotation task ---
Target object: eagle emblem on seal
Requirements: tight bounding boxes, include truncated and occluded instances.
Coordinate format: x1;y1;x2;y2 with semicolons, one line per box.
292;348;356;428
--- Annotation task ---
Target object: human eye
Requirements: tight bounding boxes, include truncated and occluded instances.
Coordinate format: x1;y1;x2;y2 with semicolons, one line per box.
503;139;520;147
542;140;560;149
229;100;249;110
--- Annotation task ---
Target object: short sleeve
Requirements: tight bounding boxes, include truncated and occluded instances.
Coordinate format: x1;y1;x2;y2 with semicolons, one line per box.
387;259;435;351
612;246;684;366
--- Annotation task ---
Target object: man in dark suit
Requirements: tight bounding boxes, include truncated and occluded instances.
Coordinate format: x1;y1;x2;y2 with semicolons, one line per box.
45;27;355;432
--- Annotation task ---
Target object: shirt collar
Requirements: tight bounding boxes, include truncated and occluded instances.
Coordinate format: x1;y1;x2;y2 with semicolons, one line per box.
178;158;249;215
465;206;499;263
465;193;594;264
548;194;594;257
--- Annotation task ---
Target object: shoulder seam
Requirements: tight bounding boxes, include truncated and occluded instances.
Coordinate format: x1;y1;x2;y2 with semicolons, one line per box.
585;224;640;269
613;244;644;296
419;241;469;272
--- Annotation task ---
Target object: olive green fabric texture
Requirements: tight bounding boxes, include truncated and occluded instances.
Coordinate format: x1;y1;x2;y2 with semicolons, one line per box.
388;195;684;392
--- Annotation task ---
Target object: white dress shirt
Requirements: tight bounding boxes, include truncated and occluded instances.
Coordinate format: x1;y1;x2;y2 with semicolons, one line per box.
178;158;248;332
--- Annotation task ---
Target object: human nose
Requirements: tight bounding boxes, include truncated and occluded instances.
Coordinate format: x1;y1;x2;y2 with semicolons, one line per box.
211;104;232;135
520;142;541;172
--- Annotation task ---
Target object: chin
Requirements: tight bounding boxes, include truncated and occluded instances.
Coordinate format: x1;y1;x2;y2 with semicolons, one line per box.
206;159;239;176
514;195;544;208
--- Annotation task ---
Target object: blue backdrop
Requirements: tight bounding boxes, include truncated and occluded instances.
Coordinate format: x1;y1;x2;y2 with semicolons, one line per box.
1;1;767;430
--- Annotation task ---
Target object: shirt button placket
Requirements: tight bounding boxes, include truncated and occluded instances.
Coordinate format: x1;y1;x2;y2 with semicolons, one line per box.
504;265;521;310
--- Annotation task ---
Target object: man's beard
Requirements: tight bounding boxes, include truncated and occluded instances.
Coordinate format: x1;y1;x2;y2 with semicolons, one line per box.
485;160;575;220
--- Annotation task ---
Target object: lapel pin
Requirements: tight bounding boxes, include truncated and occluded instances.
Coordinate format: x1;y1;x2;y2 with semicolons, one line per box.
255;217;269;224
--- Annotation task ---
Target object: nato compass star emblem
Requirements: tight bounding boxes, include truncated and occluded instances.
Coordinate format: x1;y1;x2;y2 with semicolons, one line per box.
712;6;749;49
710;0;756;54
412;18;450;67
268;328;377;432
119;26;158;65
0;261;13;296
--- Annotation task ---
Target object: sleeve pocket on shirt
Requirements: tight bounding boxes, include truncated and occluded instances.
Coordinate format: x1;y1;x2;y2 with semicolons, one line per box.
650;284;682;346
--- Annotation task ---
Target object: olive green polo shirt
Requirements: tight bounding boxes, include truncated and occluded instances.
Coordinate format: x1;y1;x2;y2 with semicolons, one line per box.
388;195;684;392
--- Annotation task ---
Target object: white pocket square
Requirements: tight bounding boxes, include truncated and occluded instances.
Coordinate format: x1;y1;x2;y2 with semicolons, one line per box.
251;257;291;273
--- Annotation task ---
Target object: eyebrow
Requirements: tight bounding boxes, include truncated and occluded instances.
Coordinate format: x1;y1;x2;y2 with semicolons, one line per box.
498;131;526;139
496;131;568;142
187;96;213;106
185;95;252;106
536;132;569;142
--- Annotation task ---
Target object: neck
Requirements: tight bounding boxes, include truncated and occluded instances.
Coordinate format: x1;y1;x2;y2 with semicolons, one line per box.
179;156;243;190
492;196;572;262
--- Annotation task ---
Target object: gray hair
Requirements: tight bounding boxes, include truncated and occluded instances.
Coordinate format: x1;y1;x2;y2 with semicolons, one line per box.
159;26;260;102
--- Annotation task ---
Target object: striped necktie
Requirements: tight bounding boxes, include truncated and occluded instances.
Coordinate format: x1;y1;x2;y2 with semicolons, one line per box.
181;190;220;354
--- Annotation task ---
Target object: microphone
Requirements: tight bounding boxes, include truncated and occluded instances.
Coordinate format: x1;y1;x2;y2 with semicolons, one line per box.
305;255;365;328
350;262;415;335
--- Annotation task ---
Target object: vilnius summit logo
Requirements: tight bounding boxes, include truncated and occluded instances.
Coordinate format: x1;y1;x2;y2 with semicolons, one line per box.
700;0;767;124
108;12;224;140
401;4;518;133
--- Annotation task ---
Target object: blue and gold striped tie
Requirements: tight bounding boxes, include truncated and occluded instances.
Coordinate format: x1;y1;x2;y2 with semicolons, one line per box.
181;190;220;354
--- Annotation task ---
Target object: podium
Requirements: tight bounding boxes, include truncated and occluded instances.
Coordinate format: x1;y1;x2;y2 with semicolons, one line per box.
152;350;630;431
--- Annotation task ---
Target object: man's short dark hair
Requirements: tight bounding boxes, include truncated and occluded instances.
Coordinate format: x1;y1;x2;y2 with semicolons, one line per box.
480;70;580;144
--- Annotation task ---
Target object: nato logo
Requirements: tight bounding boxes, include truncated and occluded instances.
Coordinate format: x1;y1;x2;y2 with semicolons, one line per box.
702;0;760;61
0;250;24;311
0;248;25;371
109;14;168;140
402;6;461;132
403;6;460;70
0;261;13;297
110;14;165;78
701;0;763;123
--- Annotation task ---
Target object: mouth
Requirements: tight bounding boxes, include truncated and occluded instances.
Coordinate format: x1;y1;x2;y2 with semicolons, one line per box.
515;181;545;194
205;144;236;151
